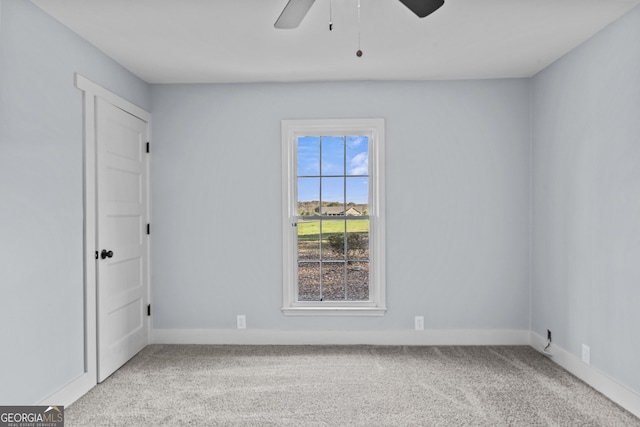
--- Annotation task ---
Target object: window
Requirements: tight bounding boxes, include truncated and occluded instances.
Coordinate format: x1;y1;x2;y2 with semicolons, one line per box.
281;119;386;316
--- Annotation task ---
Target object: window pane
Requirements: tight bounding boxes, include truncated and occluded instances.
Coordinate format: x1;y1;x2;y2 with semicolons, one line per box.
298;262;321;301
321;177;344;210
297;136;320;176
346;220;369;260
321;262;346;301
298;220;320;260
346;177;368;209
347;261;369;301
321;136;344;176
298;178;319;216
346;136;368;176
322;220;345;261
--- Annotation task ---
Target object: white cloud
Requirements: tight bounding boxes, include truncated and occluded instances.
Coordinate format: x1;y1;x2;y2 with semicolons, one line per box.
349;152;368;175
348;136;365;147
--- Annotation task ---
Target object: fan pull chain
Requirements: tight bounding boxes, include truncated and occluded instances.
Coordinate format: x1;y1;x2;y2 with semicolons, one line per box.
329;0;333;31
356;0;363;57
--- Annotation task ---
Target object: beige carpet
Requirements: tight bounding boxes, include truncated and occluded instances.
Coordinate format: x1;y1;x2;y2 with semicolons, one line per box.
66;345;640;426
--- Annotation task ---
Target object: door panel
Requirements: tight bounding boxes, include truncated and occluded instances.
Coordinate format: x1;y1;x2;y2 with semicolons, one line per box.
96;98;149;382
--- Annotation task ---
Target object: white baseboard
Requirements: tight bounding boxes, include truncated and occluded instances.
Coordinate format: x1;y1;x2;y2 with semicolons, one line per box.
37;372;95;408
530;332;640;419
152;328;530;346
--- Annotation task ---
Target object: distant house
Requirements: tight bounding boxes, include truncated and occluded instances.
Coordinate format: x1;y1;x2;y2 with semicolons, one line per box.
321;206;362;216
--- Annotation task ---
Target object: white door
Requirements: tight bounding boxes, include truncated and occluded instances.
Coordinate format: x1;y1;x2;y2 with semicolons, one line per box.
95;97;149;382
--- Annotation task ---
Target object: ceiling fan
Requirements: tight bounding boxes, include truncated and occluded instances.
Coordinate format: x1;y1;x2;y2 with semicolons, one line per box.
275;0;445;29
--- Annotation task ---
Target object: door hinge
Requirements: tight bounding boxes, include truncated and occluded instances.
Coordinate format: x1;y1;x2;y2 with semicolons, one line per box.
147;223;150;235
147;304;151;316
146;142;150;153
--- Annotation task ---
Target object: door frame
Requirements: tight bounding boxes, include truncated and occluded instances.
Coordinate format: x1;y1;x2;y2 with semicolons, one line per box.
47;74;150;405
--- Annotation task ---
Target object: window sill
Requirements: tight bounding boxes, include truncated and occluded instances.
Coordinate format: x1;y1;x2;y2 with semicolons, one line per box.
282;306;387;317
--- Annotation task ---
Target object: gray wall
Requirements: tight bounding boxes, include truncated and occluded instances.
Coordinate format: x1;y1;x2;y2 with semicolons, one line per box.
150;80;531;331
531;6;640;393
0;0;150;404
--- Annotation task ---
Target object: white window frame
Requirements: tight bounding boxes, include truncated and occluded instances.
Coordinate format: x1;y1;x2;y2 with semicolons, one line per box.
281;118;386;316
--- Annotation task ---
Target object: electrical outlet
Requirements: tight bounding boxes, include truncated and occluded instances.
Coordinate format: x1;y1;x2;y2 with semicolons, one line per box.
582;344;591;365
414;316;424;331
237;315;246;329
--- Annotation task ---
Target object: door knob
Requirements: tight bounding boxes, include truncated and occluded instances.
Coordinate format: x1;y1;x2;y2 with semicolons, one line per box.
101;249;114;259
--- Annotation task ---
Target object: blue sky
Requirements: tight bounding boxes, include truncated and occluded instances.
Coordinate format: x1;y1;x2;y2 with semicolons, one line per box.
297;136;369;204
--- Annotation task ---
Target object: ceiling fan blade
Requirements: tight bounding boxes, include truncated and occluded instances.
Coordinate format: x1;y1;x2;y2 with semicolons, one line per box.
398;0;444;18
274;0;316;29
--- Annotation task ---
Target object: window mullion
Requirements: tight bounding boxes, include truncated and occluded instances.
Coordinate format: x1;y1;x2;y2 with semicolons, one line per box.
319;136;323;301
343;135;348;300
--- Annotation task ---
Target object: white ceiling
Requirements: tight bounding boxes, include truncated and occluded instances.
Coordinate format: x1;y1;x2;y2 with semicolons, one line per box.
31;0;640;84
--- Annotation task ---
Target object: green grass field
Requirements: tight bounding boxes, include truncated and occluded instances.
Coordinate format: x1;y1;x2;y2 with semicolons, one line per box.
298;219;369;241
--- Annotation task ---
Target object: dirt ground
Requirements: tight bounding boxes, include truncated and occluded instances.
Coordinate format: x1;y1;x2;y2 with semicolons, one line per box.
297;241;369;301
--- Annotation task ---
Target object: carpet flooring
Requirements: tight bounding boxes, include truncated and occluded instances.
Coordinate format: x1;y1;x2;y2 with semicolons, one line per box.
66;345;640;426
